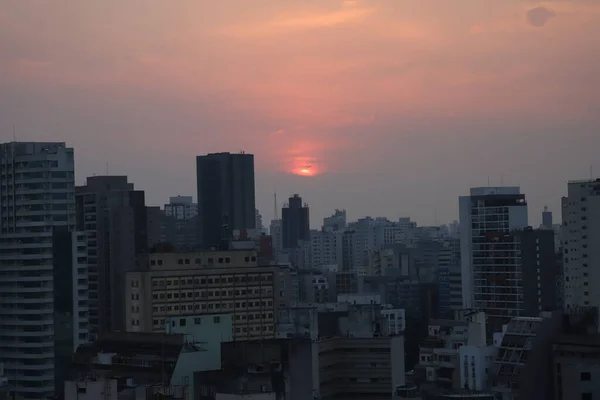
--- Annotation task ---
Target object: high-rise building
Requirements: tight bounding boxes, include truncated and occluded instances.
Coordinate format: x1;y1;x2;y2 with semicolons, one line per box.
0;142;87;399
562;178;600;312
459;187;528;330
196;152;256;249
323;209;346;231
75;176;149;335
281;194;310;249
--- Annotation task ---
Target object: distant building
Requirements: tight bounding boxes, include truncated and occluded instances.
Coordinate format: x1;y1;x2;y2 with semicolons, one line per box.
281;194;310;249
541;205;553;230
196;152;256;249
323;209;346;231
161;195;199;251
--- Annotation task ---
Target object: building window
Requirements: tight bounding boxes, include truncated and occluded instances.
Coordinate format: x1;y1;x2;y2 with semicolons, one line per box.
214;316;221;324
180;318;186;327
581;372;591;381
581;393;592;400
194;318;202;325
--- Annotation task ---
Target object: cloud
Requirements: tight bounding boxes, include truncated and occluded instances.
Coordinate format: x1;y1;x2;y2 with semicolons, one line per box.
526;6;555;27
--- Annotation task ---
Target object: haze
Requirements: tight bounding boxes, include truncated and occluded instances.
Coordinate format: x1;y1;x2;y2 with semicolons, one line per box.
1;0;599;226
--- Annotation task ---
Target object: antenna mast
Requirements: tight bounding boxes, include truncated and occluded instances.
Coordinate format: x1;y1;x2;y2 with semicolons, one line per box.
273;193;278;220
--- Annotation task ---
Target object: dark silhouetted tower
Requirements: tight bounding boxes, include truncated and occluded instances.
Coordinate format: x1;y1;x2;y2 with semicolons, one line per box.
196;152;256;249
282;194;310;249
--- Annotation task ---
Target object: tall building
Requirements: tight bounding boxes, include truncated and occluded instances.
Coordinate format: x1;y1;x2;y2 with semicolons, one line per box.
323;209;346;231
196;152;256;249
562;178;600;311
459;187;528;330
0;142;87;399
281;194;310;249
517;227;560;316
75;176;149;335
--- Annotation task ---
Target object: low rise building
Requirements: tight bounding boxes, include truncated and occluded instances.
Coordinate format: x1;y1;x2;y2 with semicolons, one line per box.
125;250;286;341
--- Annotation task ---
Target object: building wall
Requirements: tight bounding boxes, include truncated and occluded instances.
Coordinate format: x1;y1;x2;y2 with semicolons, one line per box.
553;337;600;400
562;179;600;312
126;251;278;341
317;336;405;400
459;345;497;392
64;379;118;400
0;142;76;399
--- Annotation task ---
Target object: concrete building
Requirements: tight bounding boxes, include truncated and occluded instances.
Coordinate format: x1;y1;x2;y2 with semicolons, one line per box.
459;187;528;331
0;142;87;399
196;152;256;249
281;194;310;249
76;175;150;335
413;313;487;395
323;209;346;231
553;334;600;400
309;229;338;269
561;179;600;312
125;250;283;341
165;195;197;220
71;332;195;399
200;302;405;400
161;195;199;251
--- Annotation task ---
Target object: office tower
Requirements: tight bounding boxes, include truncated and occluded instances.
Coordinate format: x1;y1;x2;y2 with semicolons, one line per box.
196;152;256;249
541;205;553;229
517;227;560;316
281;194;310;249
0;142;87;399
459;187;528;330
75;176;149;335
562;179;600;311
125;250;282;341
160;196;198;251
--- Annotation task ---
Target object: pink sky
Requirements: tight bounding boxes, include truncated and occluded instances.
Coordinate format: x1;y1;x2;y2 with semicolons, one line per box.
1;0;599;225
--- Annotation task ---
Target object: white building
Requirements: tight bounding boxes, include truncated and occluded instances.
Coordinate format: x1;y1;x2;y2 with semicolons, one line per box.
381;307;406;334
459;187;528;324
310;229;338;268
562;179;600;311
459;344;498;392
269;219;283;258
0;142;88;399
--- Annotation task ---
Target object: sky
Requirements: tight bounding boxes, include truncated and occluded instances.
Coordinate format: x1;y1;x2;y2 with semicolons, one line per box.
1;0;599;227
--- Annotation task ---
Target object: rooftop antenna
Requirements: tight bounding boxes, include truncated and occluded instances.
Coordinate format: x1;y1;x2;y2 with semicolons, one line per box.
500;174;504;185
12;126;16;141
590;165;594;179
273;192;278;220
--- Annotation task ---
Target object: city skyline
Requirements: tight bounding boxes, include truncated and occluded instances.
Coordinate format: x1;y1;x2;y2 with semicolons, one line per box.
2;0;599;227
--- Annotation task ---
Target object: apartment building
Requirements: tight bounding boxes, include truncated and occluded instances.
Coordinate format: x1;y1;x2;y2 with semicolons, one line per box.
0;142;87;399
562;179;600;312
125;250;281;340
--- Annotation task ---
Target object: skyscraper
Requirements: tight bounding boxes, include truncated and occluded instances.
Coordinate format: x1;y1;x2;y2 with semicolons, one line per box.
196;152;256;249
0;142;87;399
562;178;600;312
76;176;149;335
459;187;528;331
281;194;310;249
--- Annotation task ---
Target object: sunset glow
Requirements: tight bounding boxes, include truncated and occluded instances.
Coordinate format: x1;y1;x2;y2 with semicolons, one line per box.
1;0;599;224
